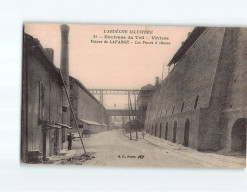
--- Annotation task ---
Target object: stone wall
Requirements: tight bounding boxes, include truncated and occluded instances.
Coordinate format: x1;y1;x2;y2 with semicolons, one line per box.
145;27;247;152
145;28;225;149
220;28;247;151
146;28;225;121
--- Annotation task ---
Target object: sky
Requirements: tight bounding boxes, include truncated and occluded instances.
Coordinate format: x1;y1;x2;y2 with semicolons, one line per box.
24;23;194;109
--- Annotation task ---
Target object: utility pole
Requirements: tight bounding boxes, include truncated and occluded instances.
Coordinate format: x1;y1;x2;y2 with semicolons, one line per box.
128;91;132;140
129;95;134;121
134;92;138;140
134;92;137;120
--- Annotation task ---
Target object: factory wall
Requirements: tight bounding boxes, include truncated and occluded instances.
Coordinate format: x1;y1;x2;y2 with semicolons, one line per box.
197;28;247;151
219;28;247;152
70;77;109;134
148;109;200;149
145;27;247;152
145;28;225;149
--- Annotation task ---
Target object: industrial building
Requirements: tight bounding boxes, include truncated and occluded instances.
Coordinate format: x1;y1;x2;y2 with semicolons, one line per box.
136;84;154;123
21;24;109;163
145;27;247;153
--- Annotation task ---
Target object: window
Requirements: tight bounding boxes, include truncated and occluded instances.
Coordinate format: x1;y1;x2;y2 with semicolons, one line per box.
172;106;175;114
57;105;62;115
57;94;62;115
62;106;68;112
39;81;45;121
69;96;73;105
194;95;199;109
78;124;84;128
181;102;184;112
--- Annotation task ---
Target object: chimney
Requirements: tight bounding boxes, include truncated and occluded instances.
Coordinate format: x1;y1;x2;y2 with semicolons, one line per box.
154;76;160;87
60;24;70;85
44;48;54;62
33;38;40;45
60;24;70;107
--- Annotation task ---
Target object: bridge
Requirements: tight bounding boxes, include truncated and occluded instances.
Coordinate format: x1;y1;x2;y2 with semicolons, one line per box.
89;89;140;121
88;89;140;95
88;89;140;105
106;109;137;116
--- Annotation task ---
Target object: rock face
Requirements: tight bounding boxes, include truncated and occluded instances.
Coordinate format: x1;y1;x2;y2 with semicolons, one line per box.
145;27;247;153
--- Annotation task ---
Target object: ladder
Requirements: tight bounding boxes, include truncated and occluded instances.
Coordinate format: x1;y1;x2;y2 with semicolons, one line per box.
59;71;87;154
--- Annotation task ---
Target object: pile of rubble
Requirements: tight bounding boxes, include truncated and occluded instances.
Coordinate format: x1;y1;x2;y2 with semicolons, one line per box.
59;153;96;165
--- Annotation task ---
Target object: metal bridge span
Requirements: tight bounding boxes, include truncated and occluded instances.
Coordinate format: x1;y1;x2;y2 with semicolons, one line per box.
88;89;140;105
106;109;137;116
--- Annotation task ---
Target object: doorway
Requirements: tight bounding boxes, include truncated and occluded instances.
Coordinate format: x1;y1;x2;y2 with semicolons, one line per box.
159;123;162;138
165;122;168;140
154;123;157;137
231;118;246;152
42;131;47;160
173;121;177;143
53;129;59;155
184;119;190;147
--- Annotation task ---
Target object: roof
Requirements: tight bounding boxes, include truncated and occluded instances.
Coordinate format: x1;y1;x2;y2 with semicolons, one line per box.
79;119;102;125
141;84;154;91
70;76;103;106
24;33;63;84
167;27;207;66
56;122;72;129
46;121;72;129
24;33;104;108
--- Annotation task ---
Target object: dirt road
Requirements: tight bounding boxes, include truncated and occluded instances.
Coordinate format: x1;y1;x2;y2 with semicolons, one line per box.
64;129;246;168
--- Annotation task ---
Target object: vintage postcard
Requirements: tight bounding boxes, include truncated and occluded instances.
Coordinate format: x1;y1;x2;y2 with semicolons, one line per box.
21;23;247;168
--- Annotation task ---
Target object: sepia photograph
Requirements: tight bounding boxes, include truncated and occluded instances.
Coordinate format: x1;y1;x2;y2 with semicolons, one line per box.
21;23;247;168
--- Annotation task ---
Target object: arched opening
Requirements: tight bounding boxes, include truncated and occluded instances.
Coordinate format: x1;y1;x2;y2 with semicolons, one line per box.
231;118;246;152
159;123;162;138
184;119;190;147
173;121;177;143
165;122;168;140
154;123;157;137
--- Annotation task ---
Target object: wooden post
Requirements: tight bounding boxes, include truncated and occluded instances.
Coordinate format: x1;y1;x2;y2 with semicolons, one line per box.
128;91;132;140
134;92;138;140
